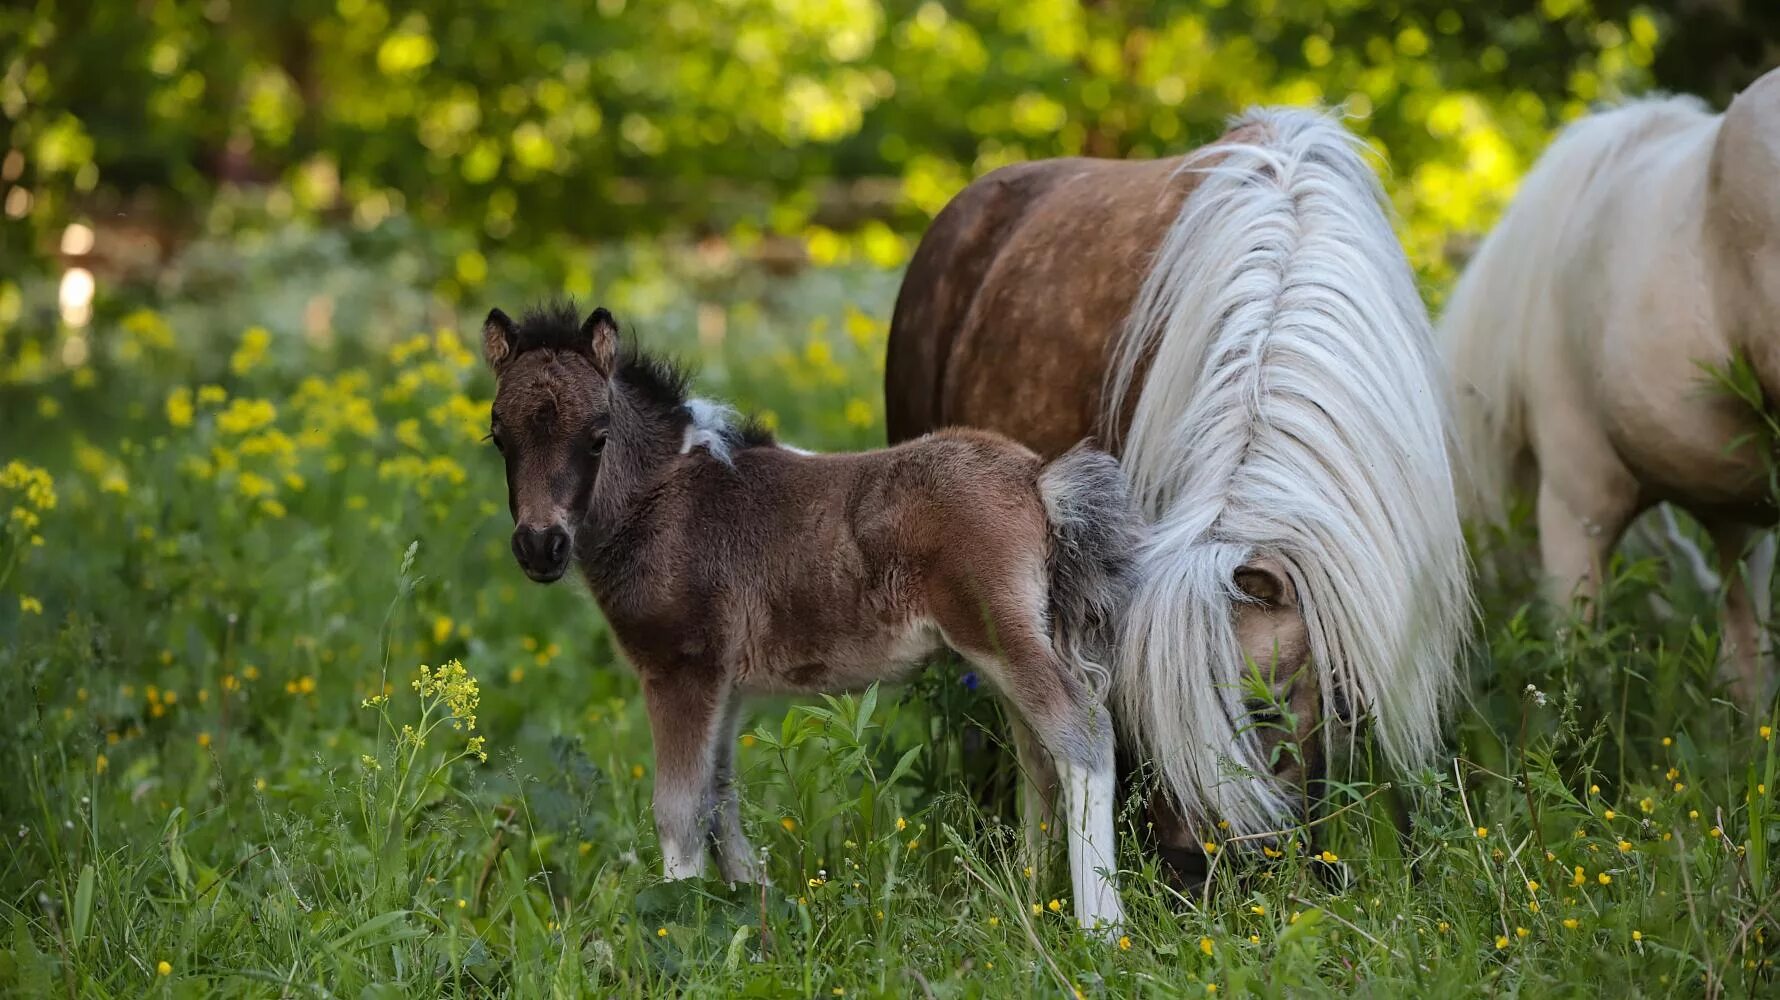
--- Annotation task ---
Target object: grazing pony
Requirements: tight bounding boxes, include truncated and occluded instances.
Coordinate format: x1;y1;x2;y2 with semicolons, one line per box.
1443;67;1780;710
481;303;1142;932
886;108;1472;849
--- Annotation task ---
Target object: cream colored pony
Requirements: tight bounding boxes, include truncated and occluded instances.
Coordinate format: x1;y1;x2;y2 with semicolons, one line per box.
1444;67;1780;709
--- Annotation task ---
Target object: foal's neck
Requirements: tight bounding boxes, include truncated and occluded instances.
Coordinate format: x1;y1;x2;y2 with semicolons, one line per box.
584;375;689;530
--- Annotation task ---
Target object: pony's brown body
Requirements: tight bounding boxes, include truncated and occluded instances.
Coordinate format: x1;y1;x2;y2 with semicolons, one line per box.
887;152;1209;454
885;132;1315;848
483;303;1139;932
886;110;1471;851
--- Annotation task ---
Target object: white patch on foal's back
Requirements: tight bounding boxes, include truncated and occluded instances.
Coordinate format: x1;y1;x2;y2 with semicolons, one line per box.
681;398;740;465
682;397;817;464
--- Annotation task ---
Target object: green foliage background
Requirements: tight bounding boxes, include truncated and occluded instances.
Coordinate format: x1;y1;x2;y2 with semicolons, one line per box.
6;0;1776;284
3;2;1780;996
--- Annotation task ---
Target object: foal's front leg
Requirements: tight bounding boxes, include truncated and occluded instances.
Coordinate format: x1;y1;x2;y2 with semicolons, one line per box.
641;672;726;880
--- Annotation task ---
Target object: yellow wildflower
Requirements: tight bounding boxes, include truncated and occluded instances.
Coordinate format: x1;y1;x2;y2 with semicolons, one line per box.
196;732;211;748
780;817;797;832
19;595;42;615
1515;927;1529;939
1495;935;1509;950
157;960;172;976
230;326;271;375
1118;935;1131;951
1475;826;1488;837
1048;899;1062;913
1598;872;1612;885
1320;849;1338;863
657;927;668;938
165;386;194;428
1199;936;1213;956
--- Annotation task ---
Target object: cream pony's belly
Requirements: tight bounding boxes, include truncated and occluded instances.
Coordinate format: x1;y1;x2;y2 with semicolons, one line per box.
1592;292;1769;510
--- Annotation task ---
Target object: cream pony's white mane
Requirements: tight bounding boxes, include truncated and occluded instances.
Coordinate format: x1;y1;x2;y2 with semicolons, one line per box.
1106;108;1472;834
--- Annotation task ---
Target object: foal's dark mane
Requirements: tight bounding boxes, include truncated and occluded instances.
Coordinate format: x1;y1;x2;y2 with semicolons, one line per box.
514;301;776;451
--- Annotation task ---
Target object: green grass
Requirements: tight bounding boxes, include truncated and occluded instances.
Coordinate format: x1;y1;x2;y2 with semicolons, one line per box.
1;226;1776;997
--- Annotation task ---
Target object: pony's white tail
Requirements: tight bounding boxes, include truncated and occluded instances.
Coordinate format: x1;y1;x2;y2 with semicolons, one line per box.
1106;108;1471;835
1440;96;1713;522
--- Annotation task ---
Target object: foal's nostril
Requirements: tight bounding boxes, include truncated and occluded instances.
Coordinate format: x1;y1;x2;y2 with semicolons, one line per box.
512;525;570;576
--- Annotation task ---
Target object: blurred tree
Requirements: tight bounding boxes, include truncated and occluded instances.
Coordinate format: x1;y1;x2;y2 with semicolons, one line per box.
1;0;1774;280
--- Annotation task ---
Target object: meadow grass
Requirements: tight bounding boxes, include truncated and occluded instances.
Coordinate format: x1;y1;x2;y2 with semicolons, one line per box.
1;228;1776;997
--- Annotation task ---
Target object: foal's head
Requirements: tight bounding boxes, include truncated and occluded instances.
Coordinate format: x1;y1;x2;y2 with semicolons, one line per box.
483;301;697;583
481;303;621;582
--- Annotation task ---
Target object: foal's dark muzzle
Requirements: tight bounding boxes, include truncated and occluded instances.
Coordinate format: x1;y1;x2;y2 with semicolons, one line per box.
512;525;570;582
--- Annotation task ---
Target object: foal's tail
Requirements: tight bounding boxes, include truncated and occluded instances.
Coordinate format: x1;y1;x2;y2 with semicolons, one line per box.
1037;444;1144;700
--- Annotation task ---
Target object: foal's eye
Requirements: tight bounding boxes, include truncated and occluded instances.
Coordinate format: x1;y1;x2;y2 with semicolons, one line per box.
588;433;606;456
488;430;505;454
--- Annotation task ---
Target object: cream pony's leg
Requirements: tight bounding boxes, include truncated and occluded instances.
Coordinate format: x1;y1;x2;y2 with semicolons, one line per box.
1534;447;1640;619
1707;522;1775;711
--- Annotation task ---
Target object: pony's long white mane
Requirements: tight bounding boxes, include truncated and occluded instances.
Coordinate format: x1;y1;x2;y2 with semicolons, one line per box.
1107;108;1471;834
1441;95;1716;523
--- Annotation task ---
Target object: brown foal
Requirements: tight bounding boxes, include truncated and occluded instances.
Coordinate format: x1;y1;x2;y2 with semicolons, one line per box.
482;302;1141;932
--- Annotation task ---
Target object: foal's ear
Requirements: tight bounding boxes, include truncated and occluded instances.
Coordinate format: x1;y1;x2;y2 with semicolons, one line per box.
583;307;619;377
483;308;517;373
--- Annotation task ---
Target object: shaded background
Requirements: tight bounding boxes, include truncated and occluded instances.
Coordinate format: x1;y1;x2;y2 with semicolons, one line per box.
4;0;1778;294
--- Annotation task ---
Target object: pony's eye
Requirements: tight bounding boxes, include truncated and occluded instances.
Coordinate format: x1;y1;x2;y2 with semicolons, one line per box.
588;434;606;455
489;430;505;454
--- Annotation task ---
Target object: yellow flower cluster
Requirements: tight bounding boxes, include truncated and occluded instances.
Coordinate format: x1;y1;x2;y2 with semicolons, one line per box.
2;460;58;538
230;326;272;375
415;659;480;732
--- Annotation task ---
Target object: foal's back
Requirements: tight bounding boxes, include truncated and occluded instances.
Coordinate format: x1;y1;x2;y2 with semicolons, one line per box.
639;430;1053;694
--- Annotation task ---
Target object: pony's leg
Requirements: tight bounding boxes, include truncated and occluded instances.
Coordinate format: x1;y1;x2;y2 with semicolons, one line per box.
709;697;765;884
641;672;724;880
1009;713;1060;883
944;613;1123;935
1707;522;1775;710
1535;475;1637;617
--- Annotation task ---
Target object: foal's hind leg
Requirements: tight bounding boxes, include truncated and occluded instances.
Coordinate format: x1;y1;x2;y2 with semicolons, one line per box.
939;596;1122;934
709;697;765;884
1707;521;1775;710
